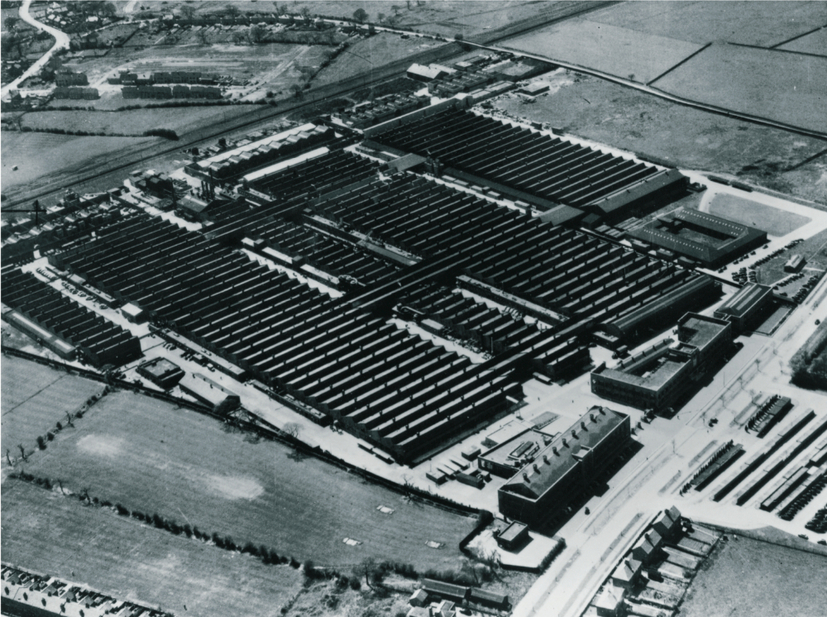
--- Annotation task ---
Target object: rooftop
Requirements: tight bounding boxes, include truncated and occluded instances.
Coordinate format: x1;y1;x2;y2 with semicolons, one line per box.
138;357;182;379
501;407;629;500
716;283;773;318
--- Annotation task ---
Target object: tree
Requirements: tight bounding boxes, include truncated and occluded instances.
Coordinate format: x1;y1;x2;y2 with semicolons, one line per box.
232;29;248;44
224;4;241;19
283;422;301;438
100;2;117;17
250;24;266;43
179;5;197;20
354;557;379;590
300;6;311;20
353;8;368;23
5;16;19;31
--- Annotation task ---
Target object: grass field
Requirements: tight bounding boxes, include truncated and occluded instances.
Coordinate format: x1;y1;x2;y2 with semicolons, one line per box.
652;43;827;134
679;533;827;617
707;194;811;236
504;18;704;84
587;1;824;47
489;71;827;205
1;479;304;617
20;105;262;136
0;131;156;198
779;27;827;56
1;356;106;460
22;390;475;569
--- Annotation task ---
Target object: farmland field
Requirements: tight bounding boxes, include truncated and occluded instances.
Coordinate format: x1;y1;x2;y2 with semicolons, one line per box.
652;43;827;134
1;356;106;458
679;533;827;617
22;390;476;569
489;71;827;205
1;479;304;617
779;27;827;55
706;194;811;236
504;18;704;83
587;1;824;47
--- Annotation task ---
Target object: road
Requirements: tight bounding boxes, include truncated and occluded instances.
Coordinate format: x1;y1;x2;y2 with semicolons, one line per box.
1;0;70;99
512;276;827;617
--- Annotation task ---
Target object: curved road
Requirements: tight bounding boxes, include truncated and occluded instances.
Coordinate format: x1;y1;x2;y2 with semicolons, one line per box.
1;0;70;99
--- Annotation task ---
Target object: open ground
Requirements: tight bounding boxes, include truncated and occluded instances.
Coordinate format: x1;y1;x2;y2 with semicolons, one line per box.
1;479;304;617
678;533;827;617
1;355;105;461
20;388;476;569
17;104;263;136
587;1;824;47
0;130;156;201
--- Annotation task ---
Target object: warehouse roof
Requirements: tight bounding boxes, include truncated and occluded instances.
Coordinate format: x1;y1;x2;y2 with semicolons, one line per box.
716;283;773;318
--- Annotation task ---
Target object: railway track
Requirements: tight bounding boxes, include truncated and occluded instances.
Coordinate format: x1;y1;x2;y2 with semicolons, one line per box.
1;1;613;210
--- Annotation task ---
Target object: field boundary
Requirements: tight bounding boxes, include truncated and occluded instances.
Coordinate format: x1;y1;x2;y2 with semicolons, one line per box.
647;42;711;86
770;24;827;50
696;522;827;557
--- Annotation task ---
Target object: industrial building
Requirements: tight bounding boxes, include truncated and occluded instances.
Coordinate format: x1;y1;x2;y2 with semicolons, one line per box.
713;283;774;331
368;107;687;218
137;357;185;390
591;313;733;412
1;267;141;368
498;406;632;528
478;427;557;478
627;209;767;268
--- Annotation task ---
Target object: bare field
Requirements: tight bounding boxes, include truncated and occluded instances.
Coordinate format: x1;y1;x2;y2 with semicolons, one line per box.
489;71;827;205
707;194;811;236
1;479;304;617
0;131;156;201
779;26;827;56
587;1;825;47
504;18;704;83
679;534;827;617
22;390;475;569
1;356;105;458
652;43;827;134
20;105;262;136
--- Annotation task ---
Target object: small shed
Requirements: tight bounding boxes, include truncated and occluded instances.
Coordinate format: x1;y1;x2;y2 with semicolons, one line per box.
496;521;530;551
408;589;428;607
